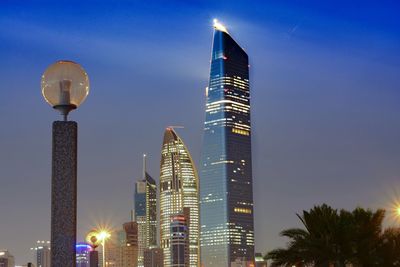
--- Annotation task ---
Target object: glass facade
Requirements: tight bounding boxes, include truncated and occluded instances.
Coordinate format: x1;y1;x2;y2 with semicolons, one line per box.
200;26;255;267
159;128;200;267
135;160;157;267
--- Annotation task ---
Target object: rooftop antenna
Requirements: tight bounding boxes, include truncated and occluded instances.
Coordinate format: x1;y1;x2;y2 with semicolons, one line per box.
142;153;147;180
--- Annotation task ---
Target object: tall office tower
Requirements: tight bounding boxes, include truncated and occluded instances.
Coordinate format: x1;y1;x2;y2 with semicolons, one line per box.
143;248;163;267
170;211;189;267
200;20;255;267
76;242;91;267
159;128;200;267
31;241;51;267
0;250;15;267
135;154;157;266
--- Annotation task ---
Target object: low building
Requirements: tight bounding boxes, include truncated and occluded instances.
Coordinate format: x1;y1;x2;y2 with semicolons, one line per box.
76;242;91;267
170;211;189;267
0;250;15;267
31;241;50;267
255;253;267;267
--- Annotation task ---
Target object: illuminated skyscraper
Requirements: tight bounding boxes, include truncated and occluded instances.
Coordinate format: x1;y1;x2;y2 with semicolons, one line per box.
159;128;200;267
200;20;255;267
135;154;157;266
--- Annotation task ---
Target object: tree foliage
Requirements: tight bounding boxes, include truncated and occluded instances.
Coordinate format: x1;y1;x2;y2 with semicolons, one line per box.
266;204;400;267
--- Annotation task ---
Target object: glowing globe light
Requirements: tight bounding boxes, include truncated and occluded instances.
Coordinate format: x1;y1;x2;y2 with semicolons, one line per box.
41;60;89;120
86;230;101;250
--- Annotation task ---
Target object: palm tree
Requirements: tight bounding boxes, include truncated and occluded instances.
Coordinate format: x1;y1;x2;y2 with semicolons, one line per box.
266;204;387;267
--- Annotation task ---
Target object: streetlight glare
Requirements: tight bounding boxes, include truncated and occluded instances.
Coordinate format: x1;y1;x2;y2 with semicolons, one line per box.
97;231;111;241
396;207;400;217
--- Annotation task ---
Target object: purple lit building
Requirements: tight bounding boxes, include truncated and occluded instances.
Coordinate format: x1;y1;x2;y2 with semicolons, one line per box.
76;242;91;267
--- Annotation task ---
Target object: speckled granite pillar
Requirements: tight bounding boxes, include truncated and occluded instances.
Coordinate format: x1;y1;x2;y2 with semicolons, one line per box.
89;251;99;267
51;121;77;267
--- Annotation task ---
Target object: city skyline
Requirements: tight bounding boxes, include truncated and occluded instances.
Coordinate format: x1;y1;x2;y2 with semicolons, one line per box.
1;0;400;265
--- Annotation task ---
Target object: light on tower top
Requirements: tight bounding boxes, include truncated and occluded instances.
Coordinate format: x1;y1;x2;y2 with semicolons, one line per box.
213;19;228;33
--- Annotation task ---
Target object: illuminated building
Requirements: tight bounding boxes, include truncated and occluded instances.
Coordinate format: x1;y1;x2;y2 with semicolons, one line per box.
122;221;139;267
143;248;163;267
76;242;91;267
159;128;200;267
31;241;51;267
135;154;157;266
170;210;189;267
0;250;15;267
200;20;255;266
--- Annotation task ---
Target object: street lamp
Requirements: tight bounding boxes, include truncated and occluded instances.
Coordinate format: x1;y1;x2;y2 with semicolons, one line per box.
42;60;89;267
42;60;89;121
97;231;111;267
86;230;101;267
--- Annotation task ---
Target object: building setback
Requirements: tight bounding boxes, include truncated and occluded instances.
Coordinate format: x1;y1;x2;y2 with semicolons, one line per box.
159;128;200;267
200;21;255;267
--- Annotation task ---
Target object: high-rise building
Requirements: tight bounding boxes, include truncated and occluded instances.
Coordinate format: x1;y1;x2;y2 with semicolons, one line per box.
159;128;200;267
0;250;15;267
143;248;163;267
31;241;51;267
170;211;189;267
135;154;157;267
200;20;255;267
76;242;91;267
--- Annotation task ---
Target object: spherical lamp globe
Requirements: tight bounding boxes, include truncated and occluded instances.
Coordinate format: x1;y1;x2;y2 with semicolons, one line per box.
41;60;89;120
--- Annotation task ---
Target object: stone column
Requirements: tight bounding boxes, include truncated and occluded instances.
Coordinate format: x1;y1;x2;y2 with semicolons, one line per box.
51;121;77;267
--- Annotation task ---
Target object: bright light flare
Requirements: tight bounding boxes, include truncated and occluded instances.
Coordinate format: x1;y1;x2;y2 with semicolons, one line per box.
97;230;111;241
213;19;228;33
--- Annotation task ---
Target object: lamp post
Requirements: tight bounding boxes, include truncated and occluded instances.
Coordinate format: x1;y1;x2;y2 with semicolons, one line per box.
97;231;111;267
42;60;89;267
86;230;101;267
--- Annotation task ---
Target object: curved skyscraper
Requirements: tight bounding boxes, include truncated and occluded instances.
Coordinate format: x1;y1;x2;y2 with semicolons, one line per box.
200;21;255;267
159;128;200;267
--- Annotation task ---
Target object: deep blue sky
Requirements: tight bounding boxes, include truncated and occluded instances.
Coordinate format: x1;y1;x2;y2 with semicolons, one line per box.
1;0;400;264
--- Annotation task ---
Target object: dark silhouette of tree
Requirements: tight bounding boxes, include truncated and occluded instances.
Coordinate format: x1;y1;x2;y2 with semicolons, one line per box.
265;204;393;267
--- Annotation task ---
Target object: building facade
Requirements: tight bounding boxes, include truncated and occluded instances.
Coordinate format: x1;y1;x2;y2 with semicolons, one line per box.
0;250;15;267
31;241;51;267
159;128;200;267
121;221;139;267
200;21;255;267
170;211;189;267
135;155;157;267
143;248;163;267
76;242;91;267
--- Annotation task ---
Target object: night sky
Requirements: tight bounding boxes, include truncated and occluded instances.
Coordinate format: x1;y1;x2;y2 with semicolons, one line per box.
1;0;400;264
